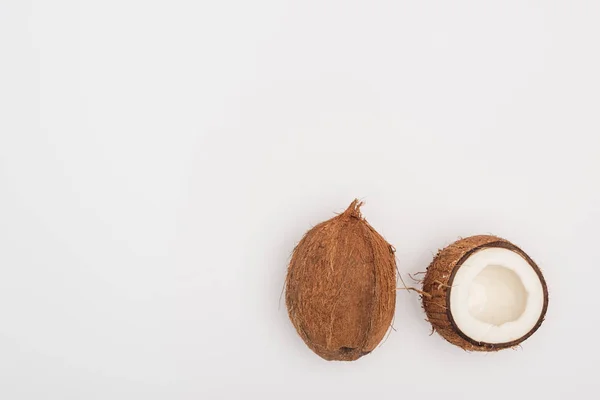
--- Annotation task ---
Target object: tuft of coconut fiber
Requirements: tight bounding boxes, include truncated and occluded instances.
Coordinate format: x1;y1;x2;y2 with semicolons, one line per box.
285;200;396;361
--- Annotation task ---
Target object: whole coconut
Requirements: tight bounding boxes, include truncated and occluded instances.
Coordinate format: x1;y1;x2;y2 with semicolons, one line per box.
285;200;396;361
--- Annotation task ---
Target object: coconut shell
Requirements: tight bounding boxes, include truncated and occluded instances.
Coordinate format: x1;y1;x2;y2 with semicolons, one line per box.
285;200;396;361
422;235;549;351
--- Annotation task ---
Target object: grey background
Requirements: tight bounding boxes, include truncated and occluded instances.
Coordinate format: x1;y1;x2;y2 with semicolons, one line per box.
1;1;599;399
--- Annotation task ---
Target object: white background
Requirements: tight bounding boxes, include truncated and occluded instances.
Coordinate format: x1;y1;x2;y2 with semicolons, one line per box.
1;1;599;399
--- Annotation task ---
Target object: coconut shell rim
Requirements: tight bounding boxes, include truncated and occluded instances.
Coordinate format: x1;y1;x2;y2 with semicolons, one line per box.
444;239;549;350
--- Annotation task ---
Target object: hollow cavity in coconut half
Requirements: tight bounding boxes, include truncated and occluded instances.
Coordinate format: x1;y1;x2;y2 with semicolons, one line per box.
285;200;396;361
422;235;548;351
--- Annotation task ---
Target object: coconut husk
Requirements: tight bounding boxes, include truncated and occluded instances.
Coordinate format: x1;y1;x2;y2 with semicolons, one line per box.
285;200;396;361
422;235;549;351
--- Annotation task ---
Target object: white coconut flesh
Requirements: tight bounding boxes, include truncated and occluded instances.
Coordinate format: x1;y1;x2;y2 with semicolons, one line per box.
449;247;545;344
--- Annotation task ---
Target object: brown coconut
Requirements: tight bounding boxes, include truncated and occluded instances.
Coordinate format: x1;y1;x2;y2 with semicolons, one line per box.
422;235;549;351
285;200;396;361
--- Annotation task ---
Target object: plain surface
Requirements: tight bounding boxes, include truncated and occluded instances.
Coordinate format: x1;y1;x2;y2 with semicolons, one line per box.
1;1;599;399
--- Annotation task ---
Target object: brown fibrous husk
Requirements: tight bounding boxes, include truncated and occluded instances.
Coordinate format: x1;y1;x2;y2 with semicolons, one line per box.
285;200;396;361
422;235;549;351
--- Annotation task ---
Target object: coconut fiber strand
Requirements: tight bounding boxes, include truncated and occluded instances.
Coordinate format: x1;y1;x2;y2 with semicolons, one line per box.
422;235;548;351
285;200;396;361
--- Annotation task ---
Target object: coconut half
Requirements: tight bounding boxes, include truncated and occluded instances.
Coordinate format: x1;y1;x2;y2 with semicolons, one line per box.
422;235;548;351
